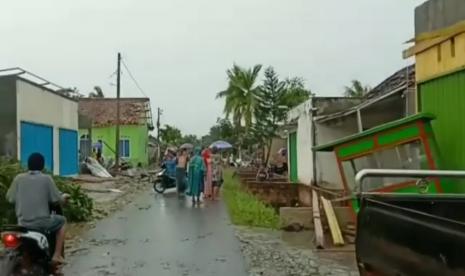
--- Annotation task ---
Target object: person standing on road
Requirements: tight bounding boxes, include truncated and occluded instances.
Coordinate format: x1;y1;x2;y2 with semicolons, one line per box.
202;147;213;200
176;148;189;196
211;146;223;200
188;147;205;205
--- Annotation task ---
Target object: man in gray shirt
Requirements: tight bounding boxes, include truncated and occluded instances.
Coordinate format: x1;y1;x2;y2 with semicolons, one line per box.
6;153;68;264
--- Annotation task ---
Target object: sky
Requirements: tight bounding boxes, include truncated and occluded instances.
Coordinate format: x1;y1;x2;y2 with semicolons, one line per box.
0;0;425;136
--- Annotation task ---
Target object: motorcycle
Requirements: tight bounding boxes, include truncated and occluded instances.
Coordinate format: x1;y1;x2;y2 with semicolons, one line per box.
0;204;64;276
153;168;177;194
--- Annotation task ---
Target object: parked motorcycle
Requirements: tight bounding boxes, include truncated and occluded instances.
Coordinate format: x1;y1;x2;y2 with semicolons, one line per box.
0;204;64;276
153;168;177;194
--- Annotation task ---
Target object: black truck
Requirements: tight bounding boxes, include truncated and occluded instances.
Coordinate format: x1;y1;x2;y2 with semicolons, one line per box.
355;169;465;276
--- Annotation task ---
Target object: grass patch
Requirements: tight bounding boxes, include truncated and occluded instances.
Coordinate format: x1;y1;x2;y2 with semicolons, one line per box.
222;170;279;229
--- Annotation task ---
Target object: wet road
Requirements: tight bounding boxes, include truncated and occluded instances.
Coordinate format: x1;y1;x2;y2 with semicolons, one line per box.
64;190;248;276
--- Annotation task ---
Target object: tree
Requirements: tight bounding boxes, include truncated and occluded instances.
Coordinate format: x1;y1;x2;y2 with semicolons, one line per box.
254;67;289;164
159;124;182;145
216;64;262;129
283;77;312;108
89;86;105;98
344;80;370;97
179;134;200;146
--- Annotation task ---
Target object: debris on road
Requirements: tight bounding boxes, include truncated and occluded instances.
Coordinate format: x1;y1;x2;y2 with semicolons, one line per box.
235;226;358;276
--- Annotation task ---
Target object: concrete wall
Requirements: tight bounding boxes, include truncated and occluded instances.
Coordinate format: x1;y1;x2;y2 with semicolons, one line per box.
287;98;360;188
315;115;358;189
16;79;78;175
415;0;465;35
0;77;17;158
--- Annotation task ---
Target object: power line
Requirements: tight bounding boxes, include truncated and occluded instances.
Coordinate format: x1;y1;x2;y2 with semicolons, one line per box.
120;57;149;98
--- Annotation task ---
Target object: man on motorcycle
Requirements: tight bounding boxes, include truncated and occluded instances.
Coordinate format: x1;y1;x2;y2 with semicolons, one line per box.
6;153;68;265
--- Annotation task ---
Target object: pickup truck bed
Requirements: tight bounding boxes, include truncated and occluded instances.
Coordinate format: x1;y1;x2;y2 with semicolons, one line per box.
356;194;465;276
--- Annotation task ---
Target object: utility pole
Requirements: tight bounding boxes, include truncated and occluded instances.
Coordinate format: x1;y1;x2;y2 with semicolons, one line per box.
115;52;122;168
156;107;162;164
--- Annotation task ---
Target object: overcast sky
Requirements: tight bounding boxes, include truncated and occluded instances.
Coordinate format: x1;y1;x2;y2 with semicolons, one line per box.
0;0;424;136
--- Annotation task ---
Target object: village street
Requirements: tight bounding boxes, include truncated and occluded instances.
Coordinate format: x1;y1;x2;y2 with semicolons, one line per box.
64;190;248;276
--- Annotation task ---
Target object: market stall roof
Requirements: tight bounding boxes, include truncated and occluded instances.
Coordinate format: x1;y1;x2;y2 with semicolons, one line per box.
313;113;436;152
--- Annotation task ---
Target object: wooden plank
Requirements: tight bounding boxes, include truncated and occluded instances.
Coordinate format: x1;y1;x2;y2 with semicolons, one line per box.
312;190;325;249
321;196;345;246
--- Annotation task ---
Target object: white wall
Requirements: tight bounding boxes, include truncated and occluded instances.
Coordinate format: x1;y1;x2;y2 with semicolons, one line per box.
315;116;358;189
16;79;79;175
288;100;314;185
288;99;359;189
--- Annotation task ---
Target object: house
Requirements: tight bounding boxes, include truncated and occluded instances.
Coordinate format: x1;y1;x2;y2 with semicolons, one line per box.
78;98;154;166
0;68;79;176
285;97;362;186
286;65;415;189
404;0;465;172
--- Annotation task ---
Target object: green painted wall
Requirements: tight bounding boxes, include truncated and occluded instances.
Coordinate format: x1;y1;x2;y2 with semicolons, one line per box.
79;125;149;166
419;69;465;193
289;132;298;183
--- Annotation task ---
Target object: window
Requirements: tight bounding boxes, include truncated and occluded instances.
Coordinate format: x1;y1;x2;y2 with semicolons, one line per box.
341;140;427;192
119;139;130;158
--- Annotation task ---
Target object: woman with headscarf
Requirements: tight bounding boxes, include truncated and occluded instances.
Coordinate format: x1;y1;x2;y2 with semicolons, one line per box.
202;147;213;200
188;147;205;205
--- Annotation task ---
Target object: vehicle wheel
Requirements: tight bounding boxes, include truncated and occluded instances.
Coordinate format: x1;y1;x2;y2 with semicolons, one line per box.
153;180;165;194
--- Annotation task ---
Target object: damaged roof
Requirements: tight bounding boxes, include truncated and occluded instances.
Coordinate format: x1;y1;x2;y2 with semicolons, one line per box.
366;65;415;99
79;98;153;129
315;65;415;123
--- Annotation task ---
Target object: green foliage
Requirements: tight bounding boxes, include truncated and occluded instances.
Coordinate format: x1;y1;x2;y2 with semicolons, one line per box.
54;177;94;222
0;159;93;226
159;124;183;145
216;64;312;152
253;67;311;163
283;77;313;108
222;170;279;229
217;64;262;129
202;118;237;147
344;79;371;97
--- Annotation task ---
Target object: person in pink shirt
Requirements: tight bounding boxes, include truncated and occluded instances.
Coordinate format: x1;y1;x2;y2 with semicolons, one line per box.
202;147;213;200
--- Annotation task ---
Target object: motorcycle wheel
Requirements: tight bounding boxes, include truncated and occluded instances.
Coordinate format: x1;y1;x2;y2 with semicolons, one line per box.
153;180;166;194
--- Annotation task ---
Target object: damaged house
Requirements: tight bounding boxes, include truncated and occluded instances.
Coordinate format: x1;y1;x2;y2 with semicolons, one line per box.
286;65;415;189
78;98;154;166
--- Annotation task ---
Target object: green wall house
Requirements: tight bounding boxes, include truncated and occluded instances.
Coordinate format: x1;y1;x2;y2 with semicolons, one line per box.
78;98;154;166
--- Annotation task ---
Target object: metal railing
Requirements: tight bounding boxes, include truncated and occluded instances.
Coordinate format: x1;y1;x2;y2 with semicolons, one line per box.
355;169;465;193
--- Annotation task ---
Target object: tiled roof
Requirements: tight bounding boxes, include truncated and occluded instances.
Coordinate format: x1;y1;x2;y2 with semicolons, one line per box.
79;98;153;128
366;65;415;99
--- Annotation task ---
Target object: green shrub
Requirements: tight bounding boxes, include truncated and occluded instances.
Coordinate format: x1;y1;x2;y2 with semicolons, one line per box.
223;170;279;229
0;158;93;226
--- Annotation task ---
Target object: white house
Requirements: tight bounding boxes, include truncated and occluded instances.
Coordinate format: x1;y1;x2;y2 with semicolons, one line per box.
287;65;416;189
286;97;362;188
0;68;79;176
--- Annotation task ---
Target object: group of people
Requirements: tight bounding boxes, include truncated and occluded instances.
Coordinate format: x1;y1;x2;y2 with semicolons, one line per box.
163;146;223;205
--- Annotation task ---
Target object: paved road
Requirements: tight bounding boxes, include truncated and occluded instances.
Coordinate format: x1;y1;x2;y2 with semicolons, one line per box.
64;190;248;276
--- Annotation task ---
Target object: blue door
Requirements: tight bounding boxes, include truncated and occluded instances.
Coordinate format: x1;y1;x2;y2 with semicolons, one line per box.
20;122;54;172
59;129;78;176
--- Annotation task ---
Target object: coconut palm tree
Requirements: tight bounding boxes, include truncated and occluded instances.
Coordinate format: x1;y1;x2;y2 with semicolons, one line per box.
344;80;370;97
216;64;262;129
